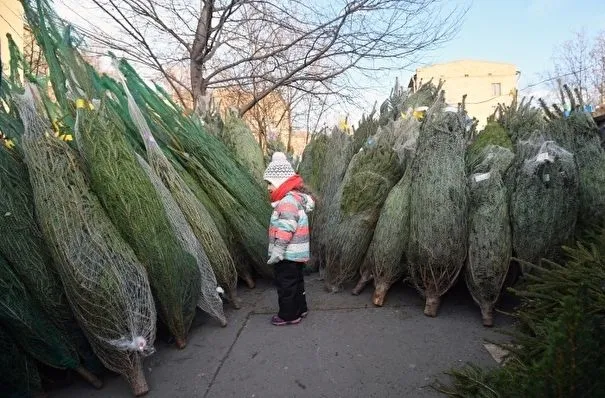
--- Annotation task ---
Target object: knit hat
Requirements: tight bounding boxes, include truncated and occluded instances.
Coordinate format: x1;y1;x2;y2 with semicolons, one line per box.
263;152;295;188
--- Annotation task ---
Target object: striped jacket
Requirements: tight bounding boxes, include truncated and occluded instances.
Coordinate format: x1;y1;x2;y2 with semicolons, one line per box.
268;191;315;263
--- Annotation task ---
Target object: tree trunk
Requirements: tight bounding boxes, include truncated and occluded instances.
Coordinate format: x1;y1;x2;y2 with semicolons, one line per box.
190;0;213;115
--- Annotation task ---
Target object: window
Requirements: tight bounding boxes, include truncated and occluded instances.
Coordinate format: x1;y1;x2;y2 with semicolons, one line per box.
492;83;502;96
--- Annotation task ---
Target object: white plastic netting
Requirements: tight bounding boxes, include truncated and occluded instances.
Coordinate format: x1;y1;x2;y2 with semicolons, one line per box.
16;86;156;396
136;155;227;326
510;134;579;264
465;146;514;326
121;77;237;315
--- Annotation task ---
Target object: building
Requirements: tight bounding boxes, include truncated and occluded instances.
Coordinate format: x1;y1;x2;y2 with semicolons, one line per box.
0;0;24;73
408;60;520;129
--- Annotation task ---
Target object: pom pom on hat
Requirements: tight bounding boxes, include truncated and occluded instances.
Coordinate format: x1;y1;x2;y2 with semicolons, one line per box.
264;151;295;188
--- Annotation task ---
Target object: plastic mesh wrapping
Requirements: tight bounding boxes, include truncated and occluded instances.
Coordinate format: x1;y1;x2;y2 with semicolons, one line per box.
16;87;155;394
75;98;199;348
121;78;236;315
465;146;514;326
137;155;227;325
324;119;412;291
509;134;579;264
407;103;468;316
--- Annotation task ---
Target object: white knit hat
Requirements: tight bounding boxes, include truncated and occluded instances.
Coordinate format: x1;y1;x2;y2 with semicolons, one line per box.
263;152;295;188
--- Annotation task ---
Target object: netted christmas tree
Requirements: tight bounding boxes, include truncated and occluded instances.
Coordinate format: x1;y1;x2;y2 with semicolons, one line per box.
16;87;156;396
407;97;469;317
465;145;514;326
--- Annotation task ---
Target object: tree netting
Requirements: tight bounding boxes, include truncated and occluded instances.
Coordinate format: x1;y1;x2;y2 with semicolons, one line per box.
350;117;421;299
310;129;355;275
357;167;414;305
16;88;156;395
0;323;43;398
0;138;101;375
0;243;100;389
465;145;514;327
218;111;266;186
353;112;380;153
407;101;468;317
118;61;273;278
136;155;227;326
298;133;330;194
122;80;237;315
324;119;409;292
169;154;255;290
509;133;579;265
75;99;198;348
550;112;605;230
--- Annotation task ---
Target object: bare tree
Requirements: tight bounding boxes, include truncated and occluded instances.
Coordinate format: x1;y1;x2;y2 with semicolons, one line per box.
591;31;605;104
549;30;605;105
58;0;466;116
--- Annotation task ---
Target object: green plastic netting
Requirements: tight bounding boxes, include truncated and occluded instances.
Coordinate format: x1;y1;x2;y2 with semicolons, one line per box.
407;102;468;317
16;87;156;395
0;322;43;398
357;167;413;305
465;145;514;327
75;98;199;348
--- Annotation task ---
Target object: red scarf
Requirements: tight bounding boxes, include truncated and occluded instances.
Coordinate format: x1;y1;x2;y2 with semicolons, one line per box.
271;174;304;202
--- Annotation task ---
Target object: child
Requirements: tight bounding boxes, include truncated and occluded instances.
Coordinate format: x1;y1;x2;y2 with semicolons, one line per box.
263;152;315;326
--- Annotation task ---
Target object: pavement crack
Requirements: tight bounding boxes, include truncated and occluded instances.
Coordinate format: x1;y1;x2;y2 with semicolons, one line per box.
203;311;252;398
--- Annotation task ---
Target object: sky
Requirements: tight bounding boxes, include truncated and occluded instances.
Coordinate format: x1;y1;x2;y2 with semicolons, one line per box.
47;0;605;128
341;0;605;124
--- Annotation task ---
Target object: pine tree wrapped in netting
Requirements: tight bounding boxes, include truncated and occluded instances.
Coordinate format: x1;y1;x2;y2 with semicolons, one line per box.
465;145;514;327
298;133;330;194
407;101;468;317
0;323;43;398
0;248;101;389
16;88;156;395
357;168;413;305
0;139;102;374
136;155;227;325
311;129;355;274
351;117;421;302
123;82;237;316
219;111;266;185
542;86;605;231
169;154;255;290
75;99;199;348
119;62;272;278
509;133;579;264
324;120;406;292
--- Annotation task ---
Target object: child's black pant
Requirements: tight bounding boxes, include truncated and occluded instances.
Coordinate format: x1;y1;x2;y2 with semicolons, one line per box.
274;260;308;321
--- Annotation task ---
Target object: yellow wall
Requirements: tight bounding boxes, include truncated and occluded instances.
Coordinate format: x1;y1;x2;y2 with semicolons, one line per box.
410;60;519;129
0;0;24;73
